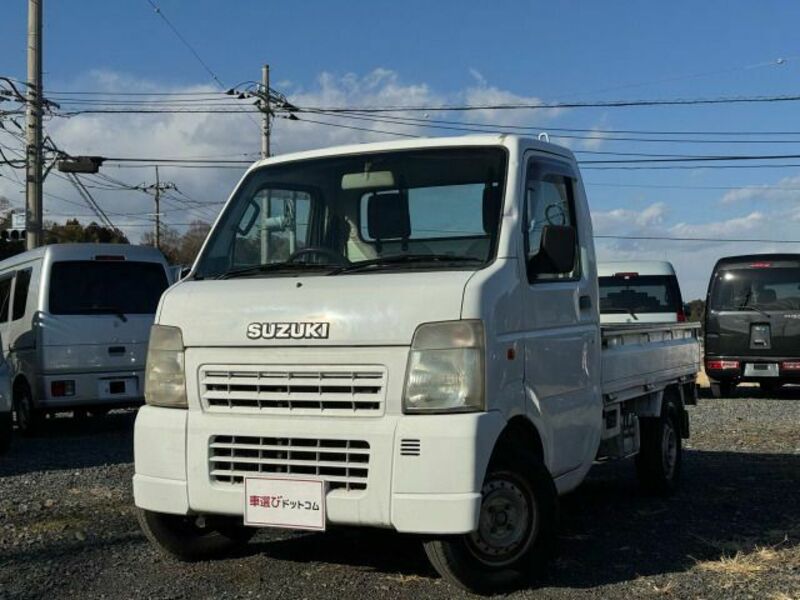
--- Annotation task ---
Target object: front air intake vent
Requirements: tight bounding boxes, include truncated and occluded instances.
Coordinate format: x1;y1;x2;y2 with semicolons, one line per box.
400;439;421;456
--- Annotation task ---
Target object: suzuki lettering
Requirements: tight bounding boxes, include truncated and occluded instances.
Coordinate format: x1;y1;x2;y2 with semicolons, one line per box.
247;322;330;340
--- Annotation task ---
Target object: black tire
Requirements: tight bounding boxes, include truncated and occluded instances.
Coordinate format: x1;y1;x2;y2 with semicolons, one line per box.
759;381;782;395
423;454;558;594
136;507;256;561
0;411;12;455
13;382;43;437
636;397;682;495
710;381;735;399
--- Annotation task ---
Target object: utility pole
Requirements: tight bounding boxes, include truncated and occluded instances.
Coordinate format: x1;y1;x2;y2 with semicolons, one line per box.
261;64;270;159
154;166;161;249
139;167;176;251
25;0;43;250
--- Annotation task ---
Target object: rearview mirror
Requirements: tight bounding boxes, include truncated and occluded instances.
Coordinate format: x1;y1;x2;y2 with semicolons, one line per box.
529;225;576;275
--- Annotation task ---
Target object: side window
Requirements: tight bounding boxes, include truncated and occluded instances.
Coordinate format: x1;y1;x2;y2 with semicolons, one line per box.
525;165;580;282
13;268;32;320
0;277;11;323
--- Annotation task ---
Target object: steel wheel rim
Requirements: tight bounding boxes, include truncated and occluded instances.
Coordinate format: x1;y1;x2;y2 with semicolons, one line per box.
662;421;678;479
466;475;537;567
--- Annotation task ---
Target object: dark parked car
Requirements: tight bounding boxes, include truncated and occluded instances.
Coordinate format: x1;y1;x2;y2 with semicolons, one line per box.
704;253;800;397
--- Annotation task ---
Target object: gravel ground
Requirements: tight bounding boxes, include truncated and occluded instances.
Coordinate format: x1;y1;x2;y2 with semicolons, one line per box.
0;391;799;600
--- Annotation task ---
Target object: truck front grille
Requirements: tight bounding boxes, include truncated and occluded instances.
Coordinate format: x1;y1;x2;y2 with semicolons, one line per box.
200;366;386;415
209;435;370;491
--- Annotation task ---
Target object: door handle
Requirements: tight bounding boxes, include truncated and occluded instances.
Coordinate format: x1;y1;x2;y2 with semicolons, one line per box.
579;295;592;310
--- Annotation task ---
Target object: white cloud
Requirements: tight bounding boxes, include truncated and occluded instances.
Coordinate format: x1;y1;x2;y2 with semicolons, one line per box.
719;175;800;205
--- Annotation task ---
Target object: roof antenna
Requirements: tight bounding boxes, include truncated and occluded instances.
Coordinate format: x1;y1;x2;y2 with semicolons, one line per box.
538;132;550;143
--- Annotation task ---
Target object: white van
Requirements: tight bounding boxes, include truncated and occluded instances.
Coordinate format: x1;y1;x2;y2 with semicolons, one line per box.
598;261;686;324
0;244;171;434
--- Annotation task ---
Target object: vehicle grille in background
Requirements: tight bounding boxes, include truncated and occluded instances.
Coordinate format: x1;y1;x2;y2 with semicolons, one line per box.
209;436;370;491
201;366;386;415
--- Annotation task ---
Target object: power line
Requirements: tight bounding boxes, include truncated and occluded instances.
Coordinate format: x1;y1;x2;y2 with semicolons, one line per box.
596;234;800;244
302;109;800;145
294;92;800;113
582;163;800;170
144;0;225;89
586;181;800;191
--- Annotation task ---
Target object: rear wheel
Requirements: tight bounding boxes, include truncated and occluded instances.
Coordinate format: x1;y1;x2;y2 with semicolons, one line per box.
13;383;43;437
636;397;682;495
710;381;735;399
136;508;256;561
0;411;12;455
423;454;558;594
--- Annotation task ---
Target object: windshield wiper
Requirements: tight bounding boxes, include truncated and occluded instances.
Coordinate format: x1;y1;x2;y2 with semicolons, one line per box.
216;262;333;280
736;289;771;319
737;304;772;319
328;254;483;275
603;307;639;321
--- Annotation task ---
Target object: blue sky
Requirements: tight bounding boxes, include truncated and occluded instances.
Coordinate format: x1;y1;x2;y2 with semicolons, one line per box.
2;0;800;296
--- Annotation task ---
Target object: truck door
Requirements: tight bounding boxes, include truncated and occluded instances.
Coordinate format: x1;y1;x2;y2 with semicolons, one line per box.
521;156;600;477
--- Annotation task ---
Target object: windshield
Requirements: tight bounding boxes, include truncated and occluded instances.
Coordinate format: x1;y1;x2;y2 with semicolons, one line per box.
48;260;169;315
599;274;682;314
194;147;508;279
709;267;800;311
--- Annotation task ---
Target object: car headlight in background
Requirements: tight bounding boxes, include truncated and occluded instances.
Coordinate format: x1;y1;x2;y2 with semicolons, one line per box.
145;325;187;409
403;320;485;413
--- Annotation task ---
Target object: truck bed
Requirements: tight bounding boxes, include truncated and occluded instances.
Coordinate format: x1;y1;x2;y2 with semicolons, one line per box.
601;323;701;403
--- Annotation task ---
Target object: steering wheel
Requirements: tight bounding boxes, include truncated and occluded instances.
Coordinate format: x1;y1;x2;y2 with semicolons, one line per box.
287;246;351;266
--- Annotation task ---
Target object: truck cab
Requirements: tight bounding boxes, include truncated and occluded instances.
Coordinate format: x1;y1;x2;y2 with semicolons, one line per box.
134;135;699;593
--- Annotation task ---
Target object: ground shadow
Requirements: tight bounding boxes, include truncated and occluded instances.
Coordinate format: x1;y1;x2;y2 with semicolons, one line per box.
0;411;136;477
244;449;800;588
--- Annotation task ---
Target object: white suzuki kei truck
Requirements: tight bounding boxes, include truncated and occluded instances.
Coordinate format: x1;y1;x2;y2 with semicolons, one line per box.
134;135;700;593
0;243;171;434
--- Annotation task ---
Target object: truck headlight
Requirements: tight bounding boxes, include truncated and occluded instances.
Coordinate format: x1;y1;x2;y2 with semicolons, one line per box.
403;320;485;413
145;325;187;409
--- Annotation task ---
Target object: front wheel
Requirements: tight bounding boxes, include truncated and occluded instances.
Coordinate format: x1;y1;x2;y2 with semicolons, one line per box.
423;457;558;594
636;398;682;495
0;411;12;455
136;508;256;561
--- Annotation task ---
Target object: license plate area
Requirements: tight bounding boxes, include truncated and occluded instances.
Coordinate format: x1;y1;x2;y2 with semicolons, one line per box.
744;363;779;377
244;477;326;531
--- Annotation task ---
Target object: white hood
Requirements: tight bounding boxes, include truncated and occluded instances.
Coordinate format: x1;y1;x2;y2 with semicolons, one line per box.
158;271;474;347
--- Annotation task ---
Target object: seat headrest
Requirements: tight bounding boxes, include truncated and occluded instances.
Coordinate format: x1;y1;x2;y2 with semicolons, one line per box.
482;185;501;234
367;191;410;240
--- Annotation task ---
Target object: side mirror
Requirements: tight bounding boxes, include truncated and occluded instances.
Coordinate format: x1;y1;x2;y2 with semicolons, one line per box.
529;225;576;275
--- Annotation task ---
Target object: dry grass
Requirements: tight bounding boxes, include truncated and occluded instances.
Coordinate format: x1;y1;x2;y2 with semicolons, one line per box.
696;546;781;576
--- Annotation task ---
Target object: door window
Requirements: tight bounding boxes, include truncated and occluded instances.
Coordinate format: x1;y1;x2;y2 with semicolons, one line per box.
12;268;32;320
525;165;579;282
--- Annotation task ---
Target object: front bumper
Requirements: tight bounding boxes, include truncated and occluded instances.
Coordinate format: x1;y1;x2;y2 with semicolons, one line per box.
133;405;505;534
